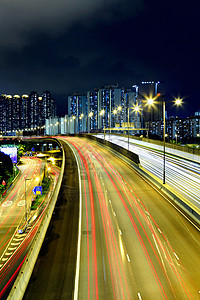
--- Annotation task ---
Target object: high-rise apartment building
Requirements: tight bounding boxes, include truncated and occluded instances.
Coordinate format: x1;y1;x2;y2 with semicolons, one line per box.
0;91;57;135
21;94;30;130
12;95;22;132
67;85;140;133
42;91;56;124
30;91;40;130
68;93;87;132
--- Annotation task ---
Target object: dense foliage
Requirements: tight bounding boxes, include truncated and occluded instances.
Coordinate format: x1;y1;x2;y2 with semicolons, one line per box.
0;151;13;193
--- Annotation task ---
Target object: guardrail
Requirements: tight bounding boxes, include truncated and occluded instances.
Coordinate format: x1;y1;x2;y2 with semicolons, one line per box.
85;134;140;165
88;135;200;227
8;139;65;300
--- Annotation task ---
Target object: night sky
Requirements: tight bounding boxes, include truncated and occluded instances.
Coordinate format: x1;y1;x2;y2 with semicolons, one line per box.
0;0;199;117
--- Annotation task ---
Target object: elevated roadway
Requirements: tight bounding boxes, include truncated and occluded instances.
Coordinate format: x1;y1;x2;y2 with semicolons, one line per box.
24;137;200;299
95;134;200;212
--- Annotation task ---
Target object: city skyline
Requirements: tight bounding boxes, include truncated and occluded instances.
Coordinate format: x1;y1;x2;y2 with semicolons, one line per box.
0;0;199;118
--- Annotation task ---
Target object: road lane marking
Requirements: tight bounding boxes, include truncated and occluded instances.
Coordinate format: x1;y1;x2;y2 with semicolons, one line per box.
174;252;179;260
119;229;122;235
2;258;8;261
113;212;116;216
152;234;165;265
17;200;25;206
5;252;13;256
158;228;162;233
68;142;82;300
138;292;142;300
126;254;130;262
2;201;13;207
8;247;17;251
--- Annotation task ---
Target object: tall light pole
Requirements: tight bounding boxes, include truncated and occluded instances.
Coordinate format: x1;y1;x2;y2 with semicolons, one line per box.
117;106;122;127
127;107;130;150
147;94;182;184
163;98;166;184
100;109;105;140
72;116;76;134
88;111;93;133
25;178;31;222
25;177;40;223
113;109;117;127
80;114;84;132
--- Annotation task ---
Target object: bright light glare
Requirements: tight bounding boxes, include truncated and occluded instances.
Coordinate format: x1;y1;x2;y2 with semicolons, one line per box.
100;109;105;116
147;98;154;105
133;104;141;113
113;109;117;114
89;112;93;117
175;98;182;106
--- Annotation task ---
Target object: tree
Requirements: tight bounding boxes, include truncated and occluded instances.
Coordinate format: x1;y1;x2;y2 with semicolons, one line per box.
0;151;13;183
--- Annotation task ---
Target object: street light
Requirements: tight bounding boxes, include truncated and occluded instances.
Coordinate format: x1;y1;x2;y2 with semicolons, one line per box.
147;94;182;184
25;177;40;223
100;110;105;140
24;178;32;223
128;107;130;150
113;109;117;127
117;106;122;127
88;111;93;133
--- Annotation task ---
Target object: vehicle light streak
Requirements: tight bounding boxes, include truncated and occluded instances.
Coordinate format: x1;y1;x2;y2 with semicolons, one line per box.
92;154;168;299
87;140;193;299
105;157;193;298
0;156;55;297
60;137;197;299
69;139;129;299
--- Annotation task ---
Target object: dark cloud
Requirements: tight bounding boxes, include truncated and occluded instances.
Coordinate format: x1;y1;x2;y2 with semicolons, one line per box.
0;0;199;117
0;0;143;48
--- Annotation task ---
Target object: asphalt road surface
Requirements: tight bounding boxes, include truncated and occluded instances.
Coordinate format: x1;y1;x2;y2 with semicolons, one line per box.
96;134;200;211
0;157;44;297
24;137;200;299
23;141;79;300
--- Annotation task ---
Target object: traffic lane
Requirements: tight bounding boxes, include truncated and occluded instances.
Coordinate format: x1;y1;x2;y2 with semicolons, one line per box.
71;139;179;299
0;157;42;257
90;141;200;298
76;146;133;299
92;149;178;299
24;140;79;300
98;134;200;208
106;149;200;298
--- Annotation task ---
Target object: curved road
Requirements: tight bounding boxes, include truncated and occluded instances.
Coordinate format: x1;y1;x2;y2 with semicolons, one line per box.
24;137;200;299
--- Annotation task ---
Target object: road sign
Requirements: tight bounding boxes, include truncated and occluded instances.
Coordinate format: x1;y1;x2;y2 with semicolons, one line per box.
33;186;42;195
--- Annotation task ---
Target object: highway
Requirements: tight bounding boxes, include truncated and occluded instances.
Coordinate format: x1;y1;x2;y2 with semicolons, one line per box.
59;137;200;299
0;156;59;298
96;134;200;211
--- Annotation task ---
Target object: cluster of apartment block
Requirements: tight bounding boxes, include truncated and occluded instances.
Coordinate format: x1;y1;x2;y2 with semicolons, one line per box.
45;82;200;142
45;84;142;136
0;91;56;135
